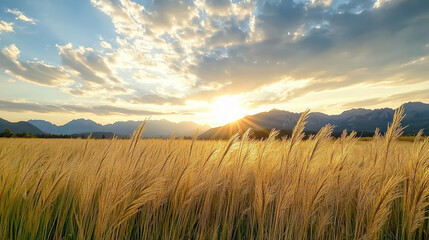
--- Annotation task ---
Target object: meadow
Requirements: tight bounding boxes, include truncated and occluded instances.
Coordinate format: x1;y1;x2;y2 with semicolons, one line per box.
1;107;429;239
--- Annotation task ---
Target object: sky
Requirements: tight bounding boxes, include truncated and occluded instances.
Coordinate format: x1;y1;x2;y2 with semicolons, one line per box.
0;0;428;126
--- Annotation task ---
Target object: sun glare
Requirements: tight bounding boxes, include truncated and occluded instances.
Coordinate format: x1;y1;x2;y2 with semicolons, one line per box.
210;96;246;126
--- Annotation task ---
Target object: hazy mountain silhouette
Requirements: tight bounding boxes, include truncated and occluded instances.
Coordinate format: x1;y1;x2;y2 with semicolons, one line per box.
28;119;210;138
199;102;429;139
29;119;105;135
0;118;45;135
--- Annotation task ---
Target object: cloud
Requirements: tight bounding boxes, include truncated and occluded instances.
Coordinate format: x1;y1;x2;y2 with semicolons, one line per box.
0;100;62;113
57;43;119;85
204;0;231;12
100;41;112;49
6;9;36;24
145;0;198;31
0;21;13;34
89;0;254;96
188;0;429;101
69;0;429;109
5;0;427;110
0;44;73;86
206;19;249;48
130;94;187;105
373;0;394;8
56;43;131;96
0;99;171;116
89;0;207;104
337;0;375;12
90;0;143;36
1;0;428;124
0;43;134;101
342;89;429;109
0;40;186;106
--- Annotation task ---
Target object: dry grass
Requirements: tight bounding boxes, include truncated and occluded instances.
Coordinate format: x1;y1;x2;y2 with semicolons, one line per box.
1;107;429;239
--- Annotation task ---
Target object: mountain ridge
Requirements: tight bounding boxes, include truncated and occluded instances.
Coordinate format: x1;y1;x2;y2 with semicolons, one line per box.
28;119;211;138
0;118;45;135
199;102;429;139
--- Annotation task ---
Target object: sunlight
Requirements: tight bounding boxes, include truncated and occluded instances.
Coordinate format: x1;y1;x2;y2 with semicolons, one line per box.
209;95;246;126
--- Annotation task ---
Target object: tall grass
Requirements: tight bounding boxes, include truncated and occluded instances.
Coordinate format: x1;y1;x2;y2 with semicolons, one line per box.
1;107;429;239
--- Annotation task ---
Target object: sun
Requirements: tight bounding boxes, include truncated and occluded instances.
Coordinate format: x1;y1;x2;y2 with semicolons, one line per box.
209;95;246;126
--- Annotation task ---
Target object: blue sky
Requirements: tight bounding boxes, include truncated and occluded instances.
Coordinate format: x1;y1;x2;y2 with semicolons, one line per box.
0;0;428;126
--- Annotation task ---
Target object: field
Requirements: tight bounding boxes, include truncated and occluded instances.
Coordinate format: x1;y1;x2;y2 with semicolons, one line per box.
1;108;429;239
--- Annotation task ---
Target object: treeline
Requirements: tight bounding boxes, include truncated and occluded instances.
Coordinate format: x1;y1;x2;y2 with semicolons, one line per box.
0;128;77;138
2;128;424;140
0;128;104;139
249;128;424;140
0;129;37;138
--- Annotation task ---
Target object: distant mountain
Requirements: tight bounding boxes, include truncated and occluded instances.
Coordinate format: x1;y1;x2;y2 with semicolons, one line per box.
130;120;210;138
28;119;105;135
0;118;45;135
199;102;429;139
28;119;210;138
61;119;105;135
27;120;59;134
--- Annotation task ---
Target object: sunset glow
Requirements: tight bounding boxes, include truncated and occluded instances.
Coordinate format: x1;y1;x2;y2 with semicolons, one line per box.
209;96;247;126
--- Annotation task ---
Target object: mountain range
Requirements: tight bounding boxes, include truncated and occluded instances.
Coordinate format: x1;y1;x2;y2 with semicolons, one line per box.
199;102;429;139
27;119;211;138
1;102;429;139
0;118;210;138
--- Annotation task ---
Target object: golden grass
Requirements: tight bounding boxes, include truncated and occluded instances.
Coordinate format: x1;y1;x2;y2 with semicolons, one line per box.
1;107;429;239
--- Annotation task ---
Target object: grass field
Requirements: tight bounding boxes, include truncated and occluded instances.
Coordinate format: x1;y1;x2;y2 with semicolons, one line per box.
1;107;429;239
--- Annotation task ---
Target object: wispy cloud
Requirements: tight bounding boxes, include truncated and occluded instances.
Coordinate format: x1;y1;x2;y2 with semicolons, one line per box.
342;89;429;109
100;41;112;49
0;99;172;116
6;9;35;24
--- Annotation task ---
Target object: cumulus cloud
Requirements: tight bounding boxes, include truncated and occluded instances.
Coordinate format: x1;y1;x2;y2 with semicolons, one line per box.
6;9;36;24
88;0;208;105
89;0;253;87
144;0;199;31
0;43;130;100
0;44;73;86
187;0;429;101
0;21;13;34
90;0;144;36
56;43;130;96
89;0;429;106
